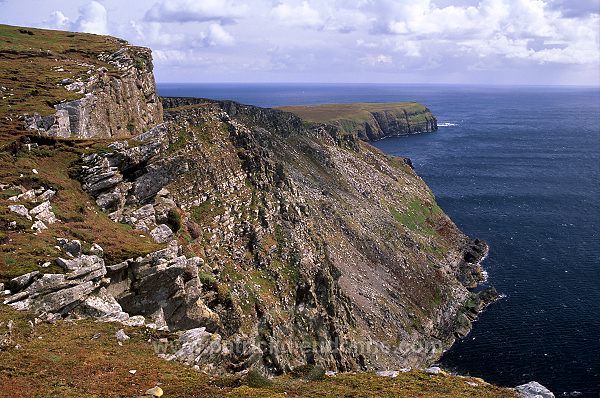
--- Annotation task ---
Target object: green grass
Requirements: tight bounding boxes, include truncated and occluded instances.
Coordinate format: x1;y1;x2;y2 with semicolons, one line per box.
277;102;428;124
390;198;442;236
0;305;519;398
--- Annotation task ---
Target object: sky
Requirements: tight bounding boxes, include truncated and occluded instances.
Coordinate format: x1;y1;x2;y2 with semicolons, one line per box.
1;0;599;86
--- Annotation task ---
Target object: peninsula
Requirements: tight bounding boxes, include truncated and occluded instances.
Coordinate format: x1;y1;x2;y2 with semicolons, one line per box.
278;102;438;141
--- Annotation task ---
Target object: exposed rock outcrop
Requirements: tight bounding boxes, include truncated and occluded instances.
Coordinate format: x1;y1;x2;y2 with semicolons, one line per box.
25;46;162;139
516;381;555;398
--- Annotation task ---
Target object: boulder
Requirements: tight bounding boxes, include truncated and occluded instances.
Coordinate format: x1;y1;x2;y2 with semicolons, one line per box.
29;201;50;216
150;224;173;243
516;382;555;398
8;205;31;220
75;288;129;322
5;271;40;292
57;238;82;257
89;243;104;257
116;249;217;331
376;370;399;378
36;189;56;202
35;208;58;225
56;255;104;272
424;366;443;374
31;220;48;232
31;281;98;314
115;329;130;342
17;190;37;202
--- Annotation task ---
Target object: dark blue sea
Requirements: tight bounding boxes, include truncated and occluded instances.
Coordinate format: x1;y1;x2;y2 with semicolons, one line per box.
158;83;600;397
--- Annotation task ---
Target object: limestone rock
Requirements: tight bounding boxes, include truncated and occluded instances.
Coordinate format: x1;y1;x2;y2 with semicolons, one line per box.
376;370;399;378
36;189;56;203
150;224;173;243
56;254;104;272
8;205;31;220
5;271;40;292
516;382;555;398
74;288;129;322
115;329;130;342
57;238;82;257
31;220;47;232
89;243;104;257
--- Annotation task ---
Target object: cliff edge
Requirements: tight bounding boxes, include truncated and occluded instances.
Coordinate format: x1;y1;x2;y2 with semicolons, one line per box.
278;102;438;141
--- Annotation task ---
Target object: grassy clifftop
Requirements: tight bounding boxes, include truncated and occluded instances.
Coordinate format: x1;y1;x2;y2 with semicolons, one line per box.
0;24;122;141
278;102;438;141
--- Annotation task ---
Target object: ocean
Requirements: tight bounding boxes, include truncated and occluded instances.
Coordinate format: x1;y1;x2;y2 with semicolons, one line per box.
157;83;600;397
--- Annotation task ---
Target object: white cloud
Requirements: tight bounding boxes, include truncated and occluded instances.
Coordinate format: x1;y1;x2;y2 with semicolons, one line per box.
360;54;393;66
207;23;234;46
75;1;108;35
47;10;70;30
145;0;247;23
271;1;324;29
44;1;108;35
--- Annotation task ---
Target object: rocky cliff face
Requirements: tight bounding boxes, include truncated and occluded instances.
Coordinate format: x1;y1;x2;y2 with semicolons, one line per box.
67;95;494;374
278;103;438;141
1;25;495;377
25;46;162;139
363;108;438;141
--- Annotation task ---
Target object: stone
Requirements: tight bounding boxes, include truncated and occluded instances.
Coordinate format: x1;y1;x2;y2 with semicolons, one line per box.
8;205;31;220
150;224;173;244
6;271;41;292
124;315;145;327
56;255;104;272
424;366;443;374
31;220;48;232
17;190;37;202
32;281;97;314
516;382;555;398
132;204;156;221
89;243;104;257
29;201;50;216
376;370;399;378
115;329;130;342
57;239;82;257
36;189;56;202
75;288;129;322
35;208;58;225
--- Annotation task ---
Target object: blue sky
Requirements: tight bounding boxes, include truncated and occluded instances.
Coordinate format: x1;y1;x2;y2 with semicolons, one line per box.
1;0;599;86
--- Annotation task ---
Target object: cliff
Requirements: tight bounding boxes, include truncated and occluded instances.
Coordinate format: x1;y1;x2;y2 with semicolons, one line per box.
0;24;162;140
0;24;525;397
278;102;438;141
